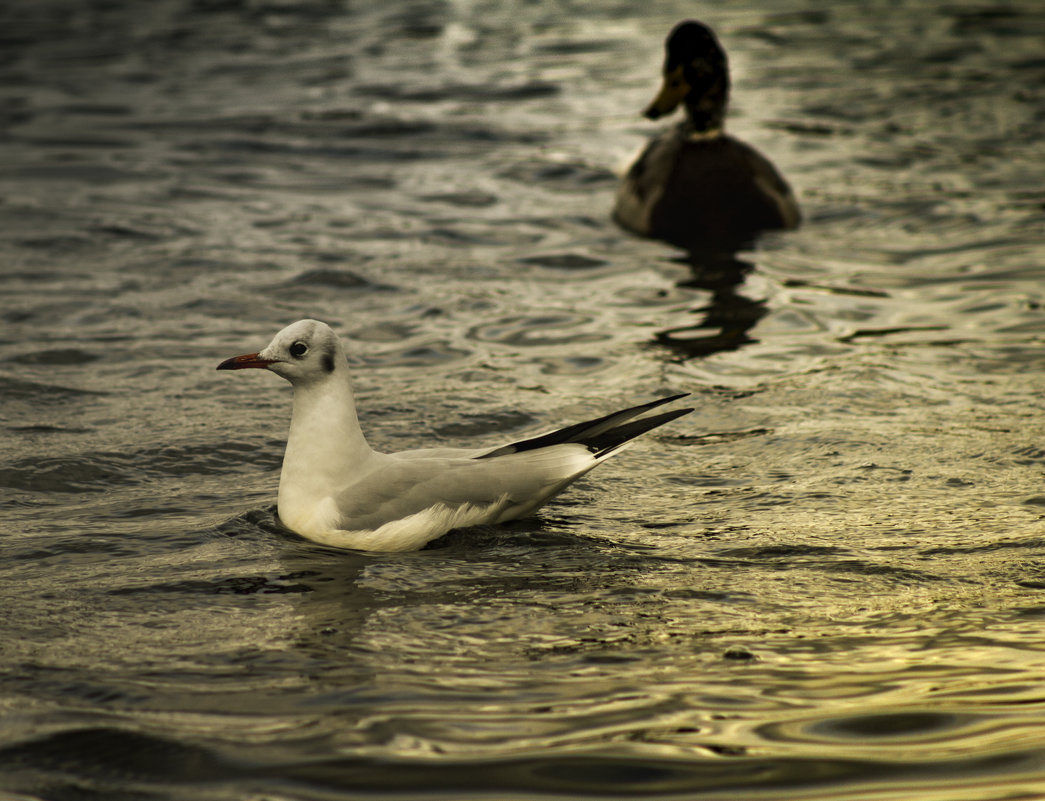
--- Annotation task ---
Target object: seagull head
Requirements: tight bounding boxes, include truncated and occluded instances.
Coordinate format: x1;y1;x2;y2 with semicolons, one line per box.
217;319;344;385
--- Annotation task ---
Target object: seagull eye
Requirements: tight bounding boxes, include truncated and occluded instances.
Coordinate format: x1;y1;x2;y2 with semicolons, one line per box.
289;342;308;358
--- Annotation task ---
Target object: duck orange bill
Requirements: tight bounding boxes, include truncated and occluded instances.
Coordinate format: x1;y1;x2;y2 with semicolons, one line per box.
216;352;276;370
644;65;690;120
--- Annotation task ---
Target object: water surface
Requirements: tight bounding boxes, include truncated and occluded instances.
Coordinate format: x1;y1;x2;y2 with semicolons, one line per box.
3;1;1045;799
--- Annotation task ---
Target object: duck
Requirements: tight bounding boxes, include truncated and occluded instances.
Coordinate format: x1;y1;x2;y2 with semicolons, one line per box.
218;319;692;552
613;20;801;252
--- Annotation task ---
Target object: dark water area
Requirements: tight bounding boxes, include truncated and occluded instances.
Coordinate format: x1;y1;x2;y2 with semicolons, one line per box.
3;0;1045;798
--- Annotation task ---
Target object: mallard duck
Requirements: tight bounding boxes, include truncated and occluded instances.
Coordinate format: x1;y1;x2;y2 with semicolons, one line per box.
613;20;801;252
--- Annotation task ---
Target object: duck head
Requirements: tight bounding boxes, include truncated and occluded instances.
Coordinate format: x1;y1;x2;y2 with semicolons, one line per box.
644;20;729;133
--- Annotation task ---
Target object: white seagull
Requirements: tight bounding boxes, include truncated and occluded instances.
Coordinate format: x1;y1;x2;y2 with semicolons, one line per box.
217;319;692;552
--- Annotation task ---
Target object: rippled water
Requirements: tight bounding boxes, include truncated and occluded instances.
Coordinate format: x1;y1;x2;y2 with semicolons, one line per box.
3;1;1045;798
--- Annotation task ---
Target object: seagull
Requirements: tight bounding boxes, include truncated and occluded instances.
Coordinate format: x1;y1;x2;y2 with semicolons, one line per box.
217;319;692;552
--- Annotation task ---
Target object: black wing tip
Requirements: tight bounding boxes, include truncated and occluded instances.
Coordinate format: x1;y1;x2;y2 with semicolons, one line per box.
477;394;692;460
588;405;694;457
642;392;690;407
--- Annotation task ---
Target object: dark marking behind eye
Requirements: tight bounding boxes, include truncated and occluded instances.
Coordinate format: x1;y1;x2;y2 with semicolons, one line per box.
321;345;335;373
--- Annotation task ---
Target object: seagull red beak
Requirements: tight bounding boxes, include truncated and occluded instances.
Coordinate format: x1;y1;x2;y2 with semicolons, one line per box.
216;352;276;371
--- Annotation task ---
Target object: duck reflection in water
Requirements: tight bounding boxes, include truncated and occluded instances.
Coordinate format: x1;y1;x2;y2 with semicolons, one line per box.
613;20;799;359
654;252;767;359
